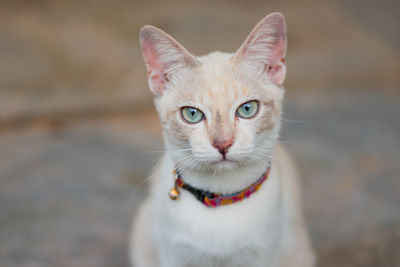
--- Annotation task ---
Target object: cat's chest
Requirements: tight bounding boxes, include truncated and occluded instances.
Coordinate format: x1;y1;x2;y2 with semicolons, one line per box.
154;172;283;255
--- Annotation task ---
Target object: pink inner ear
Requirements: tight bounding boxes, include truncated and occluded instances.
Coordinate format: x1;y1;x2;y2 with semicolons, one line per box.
236;13;287;85
141;39;168;95
269;38;286;65
266;38;286;85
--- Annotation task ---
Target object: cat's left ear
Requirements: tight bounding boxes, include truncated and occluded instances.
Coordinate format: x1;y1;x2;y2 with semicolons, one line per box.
140;26;198;96
234;12;287;85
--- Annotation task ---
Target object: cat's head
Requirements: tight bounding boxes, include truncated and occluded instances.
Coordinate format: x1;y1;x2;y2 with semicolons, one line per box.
140;13;287;174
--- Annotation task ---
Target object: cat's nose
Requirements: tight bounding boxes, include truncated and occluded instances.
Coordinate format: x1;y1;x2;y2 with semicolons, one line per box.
212;138;233;158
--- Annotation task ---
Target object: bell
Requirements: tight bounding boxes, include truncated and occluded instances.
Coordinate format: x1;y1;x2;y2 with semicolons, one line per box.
169;188;180;200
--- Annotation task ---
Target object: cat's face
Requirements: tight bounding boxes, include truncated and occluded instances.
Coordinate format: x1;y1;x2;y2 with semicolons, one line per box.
140;13;287;173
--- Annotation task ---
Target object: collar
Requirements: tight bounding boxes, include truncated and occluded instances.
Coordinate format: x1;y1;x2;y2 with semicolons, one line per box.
168;167;271;208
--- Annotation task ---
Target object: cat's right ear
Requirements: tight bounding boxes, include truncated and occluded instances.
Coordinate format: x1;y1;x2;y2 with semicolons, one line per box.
234;13;287;85
140;26;198;96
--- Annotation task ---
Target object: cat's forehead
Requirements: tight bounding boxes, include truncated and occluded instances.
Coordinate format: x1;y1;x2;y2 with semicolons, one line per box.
197;51;234;70
191;52;252;105
196;74;248;107
172;51;274;114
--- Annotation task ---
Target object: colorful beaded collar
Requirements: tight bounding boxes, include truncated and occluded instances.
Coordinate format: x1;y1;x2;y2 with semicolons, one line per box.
169;167;270;208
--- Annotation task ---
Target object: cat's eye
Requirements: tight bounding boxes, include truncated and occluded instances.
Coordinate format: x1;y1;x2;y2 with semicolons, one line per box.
236;101;259;119
180;107;205;124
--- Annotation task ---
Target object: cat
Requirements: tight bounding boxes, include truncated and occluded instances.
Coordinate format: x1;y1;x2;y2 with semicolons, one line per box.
130;12;315;267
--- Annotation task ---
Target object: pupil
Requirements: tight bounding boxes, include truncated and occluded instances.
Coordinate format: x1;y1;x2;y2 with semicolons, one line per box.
245;105;250;111
191;110;195;116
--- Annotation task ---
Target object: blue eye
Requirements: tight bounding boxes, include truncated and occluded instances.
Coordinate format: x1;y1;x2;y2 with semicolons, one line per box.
236;101;259;119
181;107;205;123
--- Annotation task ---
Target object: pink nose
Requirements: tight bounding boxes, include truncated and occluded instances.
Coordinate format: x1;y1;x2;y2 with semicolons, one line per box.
212;139;233;158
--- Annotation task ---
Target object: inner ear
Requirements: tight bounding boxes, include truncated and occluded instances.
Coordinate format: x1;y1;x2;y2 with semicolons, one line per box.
235;12;287;85
140;26;198;96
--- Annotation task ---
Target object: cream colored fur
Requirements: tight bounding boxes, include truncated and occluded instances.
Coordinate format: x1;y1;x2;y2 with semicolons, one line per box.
130;12;315;267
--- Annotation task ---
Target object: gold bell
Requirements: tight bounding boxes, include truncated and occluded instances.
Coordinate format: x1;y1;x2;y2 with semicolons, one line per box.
169;187;180;200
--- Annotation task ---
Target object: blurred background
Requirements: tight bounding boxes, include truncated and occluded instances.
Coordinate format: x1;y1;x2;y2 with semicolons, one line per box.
0;0;399;266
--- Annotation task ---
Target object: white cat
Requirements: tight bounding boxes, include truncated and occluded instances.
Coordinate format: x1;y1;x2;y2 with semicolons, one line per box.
130;12;315;267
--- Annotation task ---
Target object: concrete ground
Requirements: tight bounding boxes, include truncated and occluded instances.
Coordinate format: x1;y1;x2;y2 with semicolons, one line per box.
0;0;399;266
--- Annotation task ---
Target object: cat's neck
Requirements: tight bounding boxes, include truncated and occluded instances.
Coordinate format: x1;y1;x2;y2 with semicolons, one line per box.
170;157;269;194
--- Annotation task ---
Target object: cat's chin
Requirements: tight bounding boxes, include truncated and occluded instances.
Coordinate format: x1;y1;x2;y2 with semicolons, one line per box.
209;159;239;172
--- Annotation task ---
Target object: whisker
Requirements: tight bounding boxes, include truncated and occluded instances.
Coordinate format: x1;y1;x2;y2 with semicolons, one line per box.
176;155;196;172
131;175;153;189
130;158;163;190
